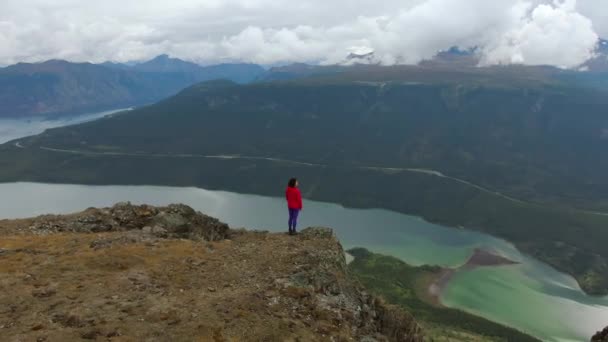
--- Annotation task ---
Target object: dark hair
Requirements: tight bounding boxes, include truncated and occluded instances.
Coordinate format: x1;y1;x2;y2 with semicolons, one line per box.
288;178;298;188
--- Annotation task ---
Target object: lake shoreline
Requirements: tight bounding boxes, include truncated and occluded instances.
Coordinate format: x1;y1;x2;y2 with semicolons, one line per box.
348;248;542;342
0;107;132;144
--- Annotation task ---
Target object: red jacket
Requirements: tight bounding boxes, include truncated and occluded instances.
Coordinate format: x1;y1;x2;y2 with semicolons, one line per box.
286;187;303;209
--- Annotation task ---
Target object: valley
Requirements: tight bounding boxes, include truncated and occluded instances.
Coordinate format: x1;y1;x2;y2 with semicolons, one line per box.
3;69;608;298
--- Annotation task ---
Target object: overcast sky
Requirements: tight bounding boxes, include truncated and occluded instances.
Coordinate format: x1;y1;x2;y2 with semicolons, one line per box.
0;0;606;68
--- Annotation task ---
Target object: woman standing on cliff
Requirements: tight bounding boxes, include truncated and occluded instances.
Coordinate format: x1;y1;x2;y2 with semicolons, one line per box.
286;178;303;235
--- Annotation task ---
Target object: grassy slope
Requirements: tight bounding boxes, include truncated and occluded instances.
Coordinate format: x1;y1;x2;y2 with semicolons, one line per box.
347;248;540;342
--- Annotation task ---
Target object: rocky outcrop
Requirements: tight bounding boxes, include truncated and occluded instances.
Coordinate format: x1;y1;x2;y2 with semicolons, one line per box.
0;204;423;341
593;326;608;341
22;202;229;241
279;227;424;341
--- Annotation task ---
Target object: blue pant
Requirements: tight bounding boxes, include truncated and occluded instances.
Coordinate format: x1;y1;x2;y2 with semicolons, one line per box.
288;208;300;231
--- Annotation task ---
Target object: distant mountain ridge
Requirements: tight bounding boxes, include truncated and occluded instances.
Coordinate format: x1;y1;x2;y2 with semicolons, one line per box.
0;60;163;118
0;56;265;118
131;54;202;73
105;54;265;83
584;39;608;72
4;41;606;118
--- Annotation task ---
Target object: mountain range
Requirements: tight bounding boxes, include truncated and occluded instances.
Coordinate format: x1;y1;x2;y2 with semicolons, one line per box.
105;54;265;83
3;40;606;119
0;55;264;118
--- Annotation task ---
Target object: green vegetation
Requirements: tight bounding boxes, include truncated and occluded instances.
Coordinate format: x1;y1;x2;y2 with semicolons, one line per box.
2;68;608;295
347;248;540;341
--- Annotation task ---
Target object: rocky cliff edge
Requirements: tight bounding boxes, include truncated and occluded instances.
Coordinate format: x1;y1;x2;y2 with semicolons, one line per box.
0;203;423;341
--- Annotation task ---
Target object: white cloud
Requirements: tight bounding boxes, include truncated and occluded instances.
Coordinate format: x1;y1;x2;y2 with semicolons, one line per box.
482;0;599;68
0;0;604;68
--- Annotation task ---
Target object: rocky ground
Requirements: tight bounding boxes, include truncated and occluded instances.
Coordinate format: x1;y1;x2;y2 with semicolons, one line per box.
0;203;423;341
593;326;608;342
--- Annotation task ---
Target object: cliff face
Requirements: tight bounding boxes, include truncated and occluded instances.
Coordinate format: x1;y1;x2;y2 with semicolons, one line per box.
0;203;423;341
